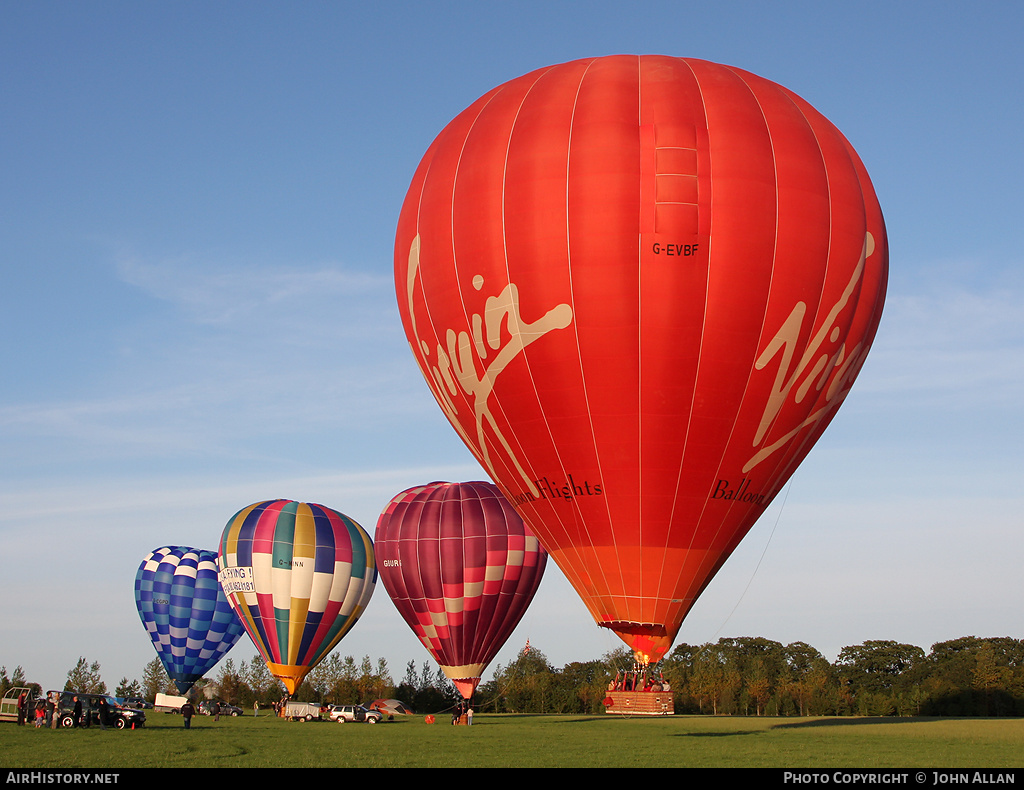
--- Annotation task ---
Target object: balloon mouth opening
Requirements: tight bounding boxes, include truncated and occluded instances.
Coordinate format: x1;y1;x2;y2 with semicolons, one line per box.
266;663;311;696
600;622;674;665
172;679;197;695
452;678;481;700
600;621;670;638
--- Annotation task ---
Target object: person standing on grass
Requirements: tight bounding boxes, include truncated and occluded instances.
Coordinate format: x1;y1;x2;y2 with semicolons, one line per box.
97;696;109;730
181;700;195;729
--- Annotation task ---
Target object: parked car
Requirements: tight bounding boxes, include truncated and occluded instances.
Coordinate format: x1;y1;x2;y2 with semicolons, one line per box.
119;696;153;709
329;704;382;724
50;691;146;729
198;700;243;717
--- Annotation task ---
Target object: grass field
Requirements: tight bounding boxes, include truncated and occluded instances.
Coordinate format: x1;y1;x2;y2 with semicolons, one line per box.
3;712;1023;769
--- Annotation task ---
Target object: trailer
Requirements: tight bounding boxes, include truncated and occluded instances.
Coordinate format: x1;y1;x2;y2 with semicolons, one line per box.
154;692;189;713
284;701;323;721
0;687;34;723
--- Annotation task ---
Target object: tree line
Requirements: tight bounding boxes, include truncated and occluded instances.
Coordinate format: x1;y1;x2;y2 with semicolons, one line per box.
3;635;1022;717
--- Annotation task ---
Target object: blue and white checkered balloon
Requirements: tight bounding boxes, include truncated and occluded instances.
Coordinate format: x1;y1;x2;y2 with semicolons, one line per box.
135;546;245;694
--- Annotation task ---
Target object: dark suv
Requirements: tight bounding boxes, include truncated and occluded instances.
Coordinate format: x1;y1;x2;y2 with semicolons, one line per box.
199;700;243;717
51;691;146;729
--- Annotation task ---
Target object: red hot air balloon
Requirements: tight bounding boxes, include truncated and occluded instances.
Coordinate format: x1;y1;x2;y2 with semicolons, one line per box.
394;56;887;665
374;481;547;700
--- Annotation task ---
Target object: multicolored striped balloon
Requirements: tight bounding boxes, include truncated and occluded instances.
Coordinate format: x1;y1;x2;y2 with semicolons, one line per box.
134;546;245;694
374;481;547;700
217;500;377;694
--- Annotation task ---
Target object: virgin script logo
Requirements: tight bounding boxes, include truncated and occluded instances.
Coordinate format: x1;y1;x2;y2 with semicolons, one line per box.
743;232;878;473
403;235;573;496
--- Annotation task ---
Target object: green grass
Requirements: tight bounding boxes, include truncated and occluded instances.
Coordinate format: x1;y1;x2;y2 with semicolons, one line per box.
3;713;1023;768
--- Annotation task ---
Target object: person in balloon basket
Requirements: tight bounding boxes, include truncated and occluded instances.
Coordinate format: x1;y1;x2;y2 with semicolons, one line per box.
180;700;196;729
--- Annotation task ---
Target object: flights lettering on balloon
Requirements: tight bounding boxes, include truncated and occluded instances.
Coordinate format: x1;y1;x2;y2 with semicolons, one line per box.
404;233;575;501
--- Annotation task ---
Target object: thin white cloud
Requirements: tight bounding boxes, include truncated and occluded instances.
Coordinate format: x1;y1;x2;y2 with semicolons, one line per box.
859;278;1024;407
0;248;437;469
115;253;390;326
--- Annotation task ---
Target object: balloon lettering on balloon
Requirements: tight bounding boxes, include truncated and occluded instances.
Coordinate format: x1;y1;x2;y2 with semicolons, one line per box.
135;546;245;694
374;481;547;700
394;55;887;665
217;500;377;694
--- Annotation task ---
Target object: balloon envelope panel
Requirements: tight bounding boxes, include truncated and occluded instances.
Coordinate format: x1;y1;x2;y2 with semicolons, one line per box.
135;546;245;694
217;499;377;693
394;55;887;663
375;481;547;698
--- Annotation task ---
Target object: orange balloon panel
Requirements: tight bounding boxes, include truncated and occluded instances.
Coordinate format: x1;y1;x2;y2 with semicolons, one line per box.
395;55;887;663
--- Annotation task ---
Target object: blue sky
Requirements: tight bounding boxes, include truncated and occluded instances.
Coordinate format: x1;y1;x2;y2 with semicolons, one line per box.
2;1;1022;693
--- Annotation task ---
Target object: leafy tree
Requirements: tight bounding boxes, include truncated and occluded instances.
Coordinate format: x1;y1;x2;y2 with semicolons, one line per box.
320;654;359;704
918;636;1024;716
835;640;924;694
394;660;419;708
746;658;772;715
355;655;394;702
115;678;141;698
689;645;727;715
835;640;925;716
782;642;833;716
64;657;106;694
243;656;284;706
560;660;611;714
141;657;167;702
970;641;1019;716
211;658;247;705
304;655;335;703
486;645;555;713
7;630;1021;719
0;666;39;700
